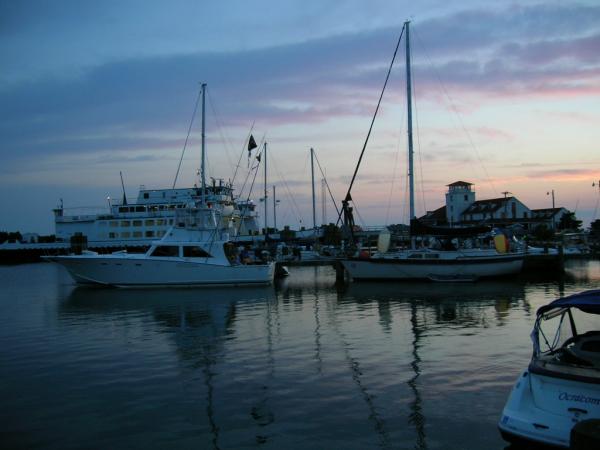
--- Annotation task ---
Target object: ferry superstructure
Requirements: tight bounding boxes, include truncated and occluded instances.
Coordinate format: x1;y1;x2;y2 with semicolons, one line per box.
53;180;260;248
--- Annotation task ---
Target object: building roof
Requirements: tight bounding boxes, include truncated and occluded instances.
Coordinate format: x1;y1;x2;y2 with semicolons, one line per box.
447;181;473;187
462;197;513;214
421;205;447;221
531;207;567;218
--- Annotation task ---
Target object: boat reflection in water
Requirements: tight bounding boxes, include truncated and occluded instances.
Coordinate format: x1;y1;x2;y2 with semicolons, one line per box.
56;271;534;449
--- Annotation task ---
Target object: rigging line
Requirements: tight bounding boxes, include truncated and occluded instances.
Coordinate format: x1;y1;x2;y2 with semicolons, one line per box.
207;88;235;171
413;28;498;197
411;67;427;215
312;151;341;218
231;121;255;188
338;23;406;223
237;133;266;200
269;151;305;224
385;133;402;225
173;87;202;189
232;151;262;241
352;197;368;229
385;81;407;225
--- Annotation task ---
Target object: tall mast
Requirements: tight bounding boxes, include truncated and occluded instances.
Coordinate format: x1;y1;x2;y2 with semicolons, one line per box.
405;21;415;221
263;142;268;238
310;147;316;230
201;82;207;206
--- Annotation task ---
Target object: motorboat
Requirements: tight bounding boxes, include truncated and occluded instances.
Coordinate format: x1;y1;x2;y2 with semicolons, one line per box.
45;206;275;287
498;290;600;447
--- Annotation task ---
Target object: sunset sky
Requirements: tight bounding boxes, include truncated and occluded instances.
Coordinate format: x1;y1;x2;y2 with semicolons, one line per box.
1;0;599;234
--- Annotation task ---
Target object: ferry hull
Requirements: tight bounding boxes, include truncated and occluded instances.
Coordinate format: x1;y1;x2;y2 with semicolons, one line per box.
46;256;275;287
341;255;523;281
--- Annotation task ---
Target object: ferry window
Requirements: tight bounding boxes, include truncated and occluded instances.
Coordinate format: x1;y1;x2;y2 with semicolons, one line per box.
145;231;154;237
135;206;145;212
133;231;142;238
121;231;131;238
121;221;130;227
183;246;212;258
109;232;118;239
145;219;155;226
133;220;142;227
150;246;179;257
118;207;128;213
143;193;149;199
156;219;165;226
169;219;174;225
110;221;119;227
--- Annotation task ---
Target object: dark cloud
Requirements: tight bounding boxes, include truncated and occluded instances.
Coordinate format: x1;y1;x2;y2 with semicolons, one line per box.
1;1;599;166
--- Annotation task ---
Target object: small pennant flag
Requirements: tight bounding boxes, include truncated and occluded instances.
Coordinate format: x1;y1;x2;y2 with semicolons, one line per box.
248;135;257;151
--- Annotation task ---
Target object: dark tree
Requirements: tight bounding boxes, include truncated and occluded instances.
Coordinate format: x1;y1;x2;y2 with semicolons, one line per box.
557;212;582;232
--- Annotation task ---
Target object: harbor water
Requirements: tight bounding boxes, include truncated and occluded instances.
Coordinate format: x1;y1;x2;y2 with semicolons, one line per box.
1;260;599;449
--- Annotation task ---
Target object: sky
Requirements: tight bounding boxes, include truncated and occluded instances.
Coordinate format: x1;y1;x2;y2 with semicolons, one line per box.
1;0;599;234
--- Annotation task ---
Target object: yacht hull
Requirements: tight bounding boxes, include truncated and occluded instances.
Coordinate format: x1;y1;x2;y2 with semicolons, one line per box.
341;254;523;281
46;255;275;287
499;370;600;448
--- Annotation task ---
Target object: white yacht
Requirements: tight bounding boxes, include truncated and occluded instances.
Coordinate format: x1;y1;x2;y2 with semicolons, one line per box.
46;203;275;287
498;290;600;448
339;21;524;281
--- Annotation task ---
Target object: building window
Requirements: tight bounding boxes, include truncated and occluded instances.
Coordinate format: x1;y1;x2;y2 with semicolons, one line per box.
183;246;212;258
150;246;179;257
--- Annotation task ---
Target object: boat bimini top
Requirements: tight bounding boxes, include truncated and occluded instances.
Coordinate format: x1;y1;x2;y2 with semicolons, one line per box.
531;289;600;382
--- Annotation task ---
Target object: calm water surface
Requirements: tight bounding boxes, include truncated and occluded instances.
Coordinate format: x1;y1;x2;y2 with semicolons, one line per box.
1;260;599;449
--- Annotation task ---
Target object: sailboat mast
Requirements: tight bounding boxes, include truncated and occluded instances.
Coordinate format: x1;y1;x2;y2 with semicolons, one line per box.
201;82;207;206
405;21;415;221
264;142;268;237
311;147;316;230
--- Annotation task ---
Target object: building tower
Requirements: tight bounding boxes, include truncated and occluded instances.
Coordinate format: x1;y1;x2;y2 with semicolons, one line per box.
445;181;476;225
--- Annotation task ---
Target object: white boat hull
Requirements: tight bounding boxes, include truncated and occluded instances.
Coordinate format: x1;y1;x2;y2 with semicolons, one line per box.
341;254;523;281
499;370;600;448
47;255;275;287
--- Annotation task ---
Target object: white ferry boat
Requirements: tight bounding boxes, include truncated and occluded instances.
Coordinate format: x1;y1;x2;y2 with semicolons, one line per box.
53;181;260;249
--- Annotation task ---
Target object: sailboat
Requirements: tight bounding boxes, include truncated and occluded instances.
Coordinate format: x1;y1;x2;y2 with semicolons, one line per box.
45;84;275;287
340;21;525;282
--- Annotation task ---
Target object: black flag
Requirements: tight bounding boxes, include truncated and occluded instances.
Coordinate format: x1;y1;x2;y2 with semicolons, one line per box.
248;135;257;151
